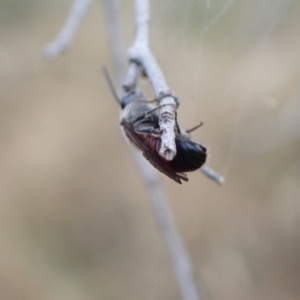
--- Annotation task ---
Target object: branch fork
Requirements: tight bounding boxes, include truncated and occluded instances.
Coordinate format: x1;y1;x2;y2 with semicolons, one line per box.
43;2;224;300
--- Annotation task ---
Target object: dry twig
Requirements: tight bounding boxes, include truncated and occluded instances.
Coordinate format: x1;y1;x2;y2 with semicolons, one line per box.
126;0;178;161
43;0;225;299
43;0;92;60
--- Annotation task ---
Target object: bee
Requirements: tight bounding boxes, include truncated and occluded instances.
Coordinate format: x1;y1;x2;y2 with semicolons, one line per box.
104;69;207;184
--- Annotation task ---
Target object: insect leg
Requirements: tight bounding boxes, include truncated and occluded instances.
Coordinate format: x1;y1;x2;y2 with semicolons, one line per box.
133;121;162;137
186;121;204;134
145;103;176;117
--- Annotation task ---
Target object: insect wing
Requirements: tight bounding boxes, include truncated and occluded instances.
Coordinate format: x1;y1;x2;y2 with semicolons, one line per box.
121;120;147;151
122;119;186;184
142;150;185;184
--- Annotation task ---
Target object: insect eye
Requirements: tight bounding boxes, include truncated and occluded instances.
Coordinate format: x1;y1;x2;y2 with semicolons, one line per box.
176;136;207;169
121;91;134;109
121;91;144;109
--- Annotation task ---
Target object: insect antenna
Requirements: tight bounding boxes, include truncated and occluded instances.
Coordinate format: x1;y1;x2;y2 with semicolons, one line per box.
103;67;121;105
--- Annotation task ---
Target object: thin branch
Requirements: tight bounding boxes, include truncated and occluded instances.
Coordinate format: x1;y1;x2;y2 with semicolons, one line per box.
43;0;92;60
104;0;204;299
133;152;203;300
200;165;224;185
127;0;178;161
123;62;139;92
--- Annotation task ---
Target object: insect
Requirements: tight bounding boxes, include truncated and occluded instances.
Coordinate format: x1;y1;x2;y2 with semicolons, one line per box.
104;69;207;184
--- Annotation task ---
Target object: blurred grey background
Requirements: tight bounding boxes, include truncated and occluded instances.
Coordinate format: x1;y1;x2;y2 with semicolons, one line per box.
1;0;300;299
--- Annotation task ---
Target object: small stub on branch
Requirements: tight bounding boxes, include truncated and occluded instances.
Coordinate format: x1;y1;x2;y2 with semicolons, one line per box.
200;165;225;185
